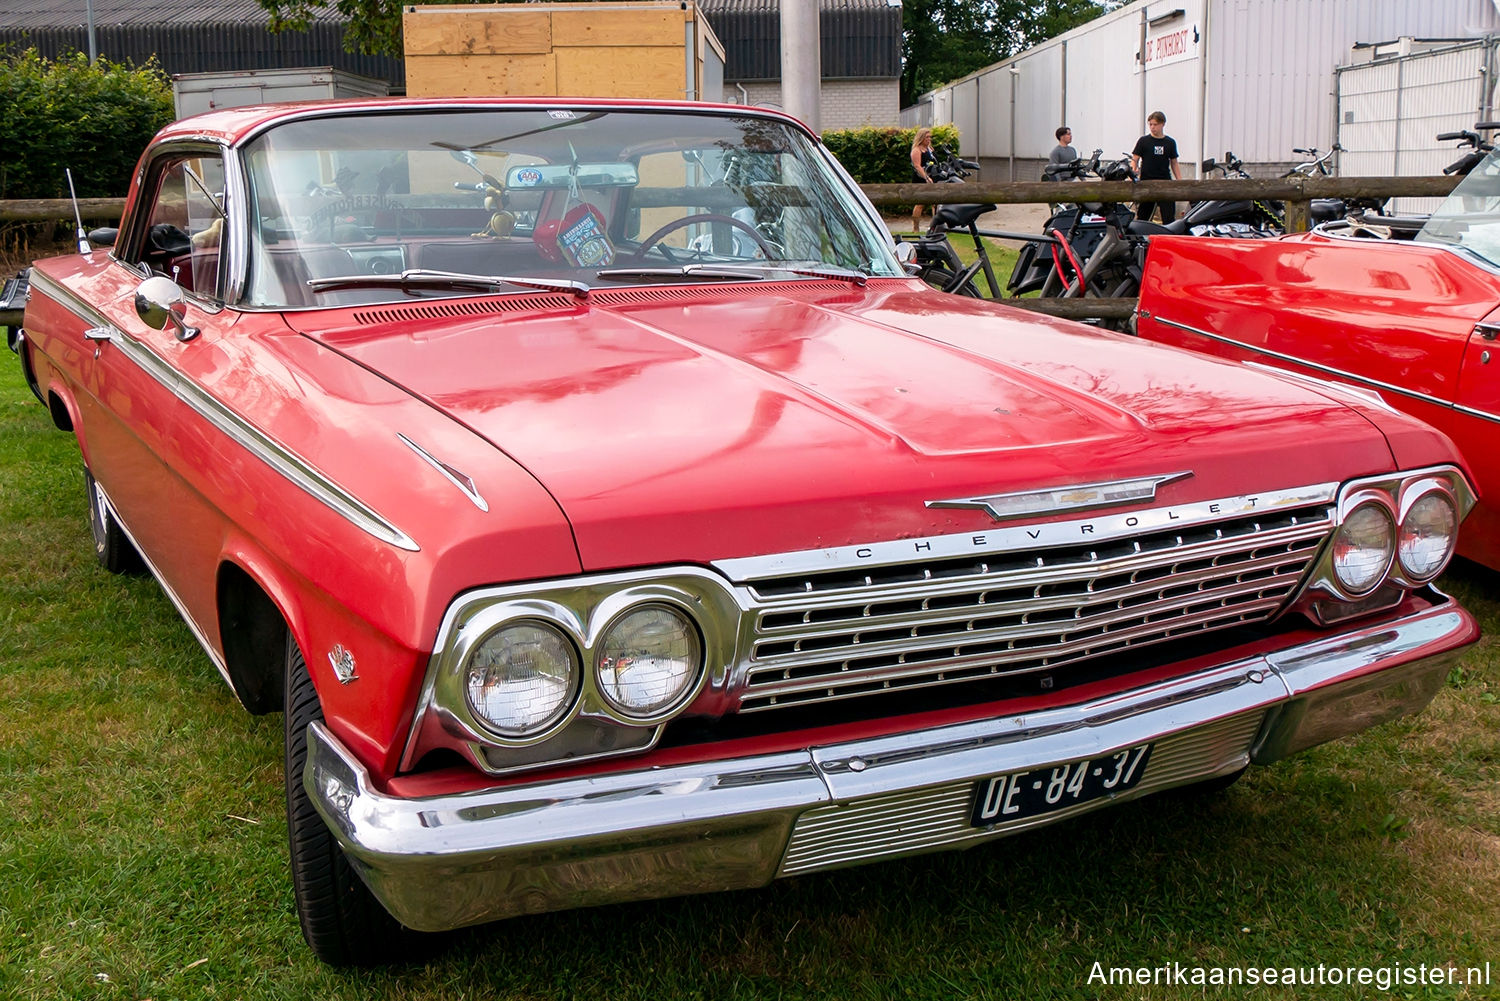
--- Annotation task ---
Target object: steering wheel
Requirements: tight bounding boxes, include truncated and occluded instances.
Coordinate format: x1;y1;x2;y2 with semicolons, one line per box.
632;213;774;263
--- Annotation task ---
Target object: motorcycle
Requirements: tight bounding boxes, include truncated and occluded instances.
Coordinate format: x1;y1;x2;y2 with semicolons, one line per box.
1181;151;1285;237
1007;150;1110;297
1317;125;1498;240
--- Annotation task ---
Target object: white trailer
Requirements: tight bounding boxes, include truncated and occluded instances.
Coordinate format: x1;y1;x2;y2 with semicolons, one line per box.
905;0;1500;180
171;67;390;120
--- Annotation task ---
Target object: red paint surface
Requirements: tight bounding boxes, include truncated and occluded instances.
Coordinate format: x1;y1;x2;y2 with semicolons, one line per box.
1138;233;1498;568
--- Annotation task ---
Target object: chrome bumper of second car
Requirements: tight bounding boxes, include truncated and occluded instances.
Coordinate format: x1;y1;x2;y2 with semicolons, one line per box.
306;596;1475;933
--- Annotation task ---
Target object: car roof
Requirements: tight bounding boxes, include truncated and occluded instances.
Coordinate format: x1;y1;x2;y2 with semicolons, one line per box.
158;97;812;147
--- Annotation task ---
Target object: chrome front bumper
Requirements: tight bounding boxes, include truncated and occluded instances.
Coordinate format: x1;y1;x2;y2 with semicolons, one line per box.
306;598;1476;933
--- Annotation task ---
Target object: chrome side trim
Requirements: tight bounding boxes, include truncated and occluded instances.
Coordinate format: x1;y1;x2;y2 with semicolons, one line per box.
310;596;1476;932
397;433;489;512
30;270;418;552
1455;403;1500;425
714;482;1339;582
94;480;234;692
1152;314;1471;415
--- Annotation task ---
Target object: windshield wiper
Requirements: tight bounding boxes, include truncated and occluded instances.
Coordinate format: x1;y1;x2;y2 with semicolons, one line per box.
594;264;766;282
306;269;590;299
596;262;871;286
732;262;869;286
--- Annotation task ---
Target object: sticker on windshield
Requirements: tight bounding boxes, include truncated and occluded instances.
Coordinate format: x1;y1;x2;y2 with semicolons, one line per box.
547;110;577;120
513;167;544;187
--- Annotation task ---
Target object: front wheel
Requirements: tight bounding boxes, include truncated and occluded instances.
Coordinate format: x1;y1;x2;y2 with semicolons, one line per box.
284;635;415;966
84;466;143;574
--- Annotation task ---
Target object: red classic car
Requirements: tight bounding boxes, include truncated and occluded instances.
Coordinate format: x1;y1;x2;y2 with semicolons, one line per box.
1136;165;1500;571
11;99;1482;965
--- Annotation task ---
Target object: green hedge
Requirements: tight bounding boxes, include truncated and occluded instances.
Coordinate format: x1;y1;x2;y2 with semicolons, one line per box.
821;124;962;217
821;124;962;185
0;48;174;200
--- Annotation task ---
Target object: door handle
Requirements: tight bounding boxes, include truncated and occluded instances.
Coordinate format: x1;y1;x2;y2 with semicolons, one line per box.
84;325;114;359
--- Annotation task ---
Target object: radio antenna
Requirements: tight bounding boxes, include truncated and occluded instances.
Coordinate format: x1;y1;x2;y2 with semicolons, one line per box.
65;168;92;254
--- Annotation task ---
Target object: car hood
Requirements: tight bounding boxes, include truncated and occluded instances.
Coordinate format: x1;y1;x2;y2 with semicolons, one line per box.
292;281;1403;569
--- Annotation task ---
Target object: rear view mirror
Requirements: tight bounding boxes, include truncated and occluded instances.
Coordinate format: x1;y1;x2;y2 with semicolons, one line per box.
506;163;639;189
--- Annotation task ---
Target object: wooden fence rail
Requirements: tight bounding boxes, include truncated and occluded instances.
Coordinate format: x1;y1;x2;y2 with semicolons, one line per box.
0;175;1463;226
0;175;1466;326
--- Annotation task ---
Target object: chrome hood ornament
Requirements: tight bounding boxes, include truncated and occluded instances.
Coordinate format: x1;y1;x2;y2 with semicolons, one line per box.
927;471;1193;522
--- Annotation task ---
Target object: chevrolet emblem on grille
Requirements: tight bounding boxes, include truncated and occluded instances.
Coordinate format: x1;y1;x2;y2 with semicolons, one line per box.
926;471;1193;522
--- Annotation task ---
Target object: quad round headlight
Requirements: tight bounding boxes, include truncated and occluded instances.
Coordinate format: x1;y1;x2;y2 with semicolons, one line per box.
1331;502;1395;595
464;620;578;736
1398;491;1458;582
596;604;703;718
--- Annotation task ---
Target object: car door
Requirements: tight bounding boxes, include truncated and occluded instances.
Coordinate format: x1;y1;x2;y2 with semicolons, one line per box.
69;146;235;634
1452;311;1500;567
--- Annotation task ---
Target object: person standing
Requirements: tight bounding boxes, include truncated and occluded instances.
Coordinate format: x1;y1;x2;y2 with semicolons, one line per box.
1130;111;1182;223
1047;126;1078;171
910;127;936;234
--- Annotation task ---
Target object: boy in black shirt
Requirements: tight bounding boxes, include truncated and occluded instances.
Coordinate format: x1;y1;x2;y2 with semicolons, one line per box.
1130;111;1182;223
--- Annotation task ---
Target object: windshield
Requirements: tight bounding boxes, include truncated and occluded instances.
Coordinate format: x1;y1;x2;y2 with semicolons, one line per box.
1415;148;1500;268
239;107;900;307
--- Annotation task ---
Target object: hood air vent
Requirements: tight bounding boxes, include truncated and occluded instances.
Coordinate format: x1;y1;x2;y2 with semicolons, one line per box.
352;295;576;325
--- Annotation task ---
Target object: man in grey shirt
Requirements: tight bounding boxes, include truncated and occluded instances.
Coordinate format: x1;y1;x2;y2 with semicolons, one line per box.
1048;126;1078;171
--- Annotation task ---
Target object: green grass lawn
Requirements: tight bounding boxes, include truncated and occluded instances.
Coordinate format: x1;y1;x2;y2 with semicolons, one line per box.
1;343;1497;999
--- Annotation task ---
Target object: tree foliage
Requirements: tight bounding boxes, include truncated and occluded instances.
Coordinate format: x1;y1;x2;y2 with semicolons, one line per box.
253;0;1121;111
0;48;174;199
901;0;1122;106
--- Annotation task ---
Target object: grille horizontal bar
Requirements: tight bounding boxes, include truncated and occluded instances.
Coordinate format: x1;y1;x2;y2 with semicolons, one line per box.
736;506;1331;714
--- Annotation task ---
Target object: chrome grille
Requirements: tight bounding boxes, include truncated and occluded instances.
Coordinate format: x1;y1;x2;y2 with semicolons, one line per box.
779;710;1265;876
737;505;1331;713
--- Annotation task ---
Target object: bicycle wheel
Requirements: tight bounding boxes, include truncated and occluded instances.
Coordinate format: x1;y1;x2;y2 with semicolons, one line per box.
919;263;982;297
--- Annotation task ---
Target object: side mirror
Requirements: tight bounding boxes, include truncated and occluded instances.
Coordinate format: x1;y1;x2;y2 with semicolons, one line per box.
134;276;198;342
87;227;118;247
1200;158;1217;172
893;241;922;275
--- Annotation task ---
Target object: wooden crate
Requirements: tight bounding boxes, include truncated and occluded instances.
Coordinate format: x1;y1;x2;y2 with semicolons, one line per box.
403;2;725;100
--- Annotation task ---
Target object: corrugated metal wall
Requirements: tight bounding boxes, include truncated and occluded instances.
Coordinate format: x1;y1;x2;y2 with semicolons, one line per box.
915;0;1207;179
1204;0;1500;167
700;0;901;81
0;22;405;87
1337;39;1498;212
914;0;1500;177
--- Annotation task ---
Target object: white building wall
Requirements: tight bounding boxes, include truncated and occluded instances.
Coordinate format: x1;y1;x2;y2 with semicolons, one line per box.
1069;1;1205;169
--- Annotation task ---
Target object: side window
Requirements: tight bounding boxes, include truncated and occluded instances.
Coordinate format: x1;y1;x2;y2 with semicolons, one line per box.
129;155;228;302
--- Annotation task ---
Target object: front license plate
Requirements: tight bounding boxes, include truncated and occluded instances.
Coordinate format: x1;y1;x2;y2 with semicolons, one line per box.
970;743;1153;826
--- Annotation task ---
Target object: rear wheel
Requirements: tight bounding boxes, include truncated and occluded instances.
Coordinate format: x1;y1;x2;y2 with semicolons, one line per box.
284;635;413;966
84;466;143;574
